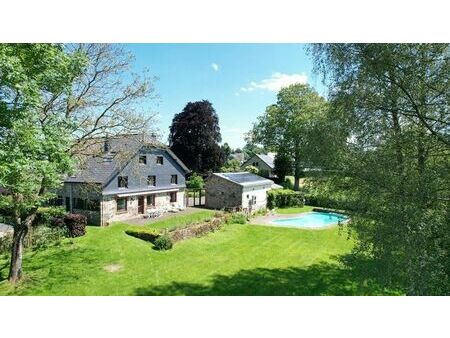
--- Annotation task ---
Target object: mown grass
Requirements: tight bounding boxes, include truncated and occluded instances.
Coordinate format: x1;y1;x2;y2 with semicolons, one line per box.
0;208;401;295
143;210;215;231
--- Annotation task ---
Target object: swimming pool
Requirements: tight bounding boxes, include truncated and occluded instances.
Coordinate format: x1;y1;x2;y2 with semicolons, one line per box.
271;212;347;229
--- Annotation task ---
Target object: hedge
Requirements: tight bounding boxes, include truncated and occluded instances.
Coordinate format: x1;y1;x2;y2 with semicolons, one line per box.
267;189;304;209
125;227;161;243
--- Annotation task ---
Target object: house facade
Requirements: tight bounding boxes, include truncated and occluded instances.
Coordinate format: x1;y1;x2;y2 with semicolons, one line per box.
205;172;277;212
241;153;275;178
60;135;190;226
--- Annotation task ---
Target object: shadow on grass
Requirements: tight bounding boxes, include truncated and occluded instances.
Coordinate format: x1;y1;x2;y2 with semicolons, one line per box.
135;254;402;296
0;242;100;295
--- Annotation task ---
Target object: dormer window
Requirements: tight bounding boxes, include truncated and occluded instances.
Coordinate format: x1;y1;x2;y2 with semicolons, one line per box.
147;175;156;186
118;176;128;188
156;156;164;165
139;155;147;164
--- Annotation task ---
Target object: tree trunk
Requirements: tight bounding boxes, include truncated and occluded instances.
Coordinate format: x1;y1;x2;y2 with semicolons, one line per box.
293;152;302;191
8;225;28;283
8;213;35;284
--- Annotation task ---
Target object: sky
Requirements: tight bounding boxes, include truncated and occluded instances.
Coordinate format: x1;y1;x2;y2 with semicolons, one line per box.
125;44;326;149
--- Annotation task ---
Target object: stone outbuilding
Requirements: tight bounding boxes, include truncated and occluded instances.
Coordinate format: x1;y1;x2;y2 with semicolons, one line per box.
205;172;279;212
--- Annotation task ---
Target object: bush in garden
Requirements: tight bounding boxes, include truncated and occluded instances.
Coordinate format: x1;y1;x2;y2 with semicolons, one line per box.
267;189;304;209
36;206;67;226
154;235;173;251
125;227;160;242
0;232;13;255
64;213;87;237
227;212;247;224
186;172;204;190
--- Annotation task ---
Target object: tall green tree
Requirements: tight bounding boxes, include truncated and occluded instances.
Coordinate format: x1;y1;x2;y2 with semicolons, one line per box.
0;44;86;283
169;100;224;173
310;43;449;295
251;83;328;190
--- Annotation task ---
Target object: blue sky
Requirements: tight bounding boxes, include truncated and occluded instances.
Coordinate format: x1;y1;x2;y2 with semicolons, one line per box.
126;44;325;149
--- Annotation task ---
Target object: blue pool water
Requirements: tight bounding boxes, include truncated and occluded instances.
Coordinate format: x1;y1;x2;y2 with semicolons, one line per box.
271;212;347;229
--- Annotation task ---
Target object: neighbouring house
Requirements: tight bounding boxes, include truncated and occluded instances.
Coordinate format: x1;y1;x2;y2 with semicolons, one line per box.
205;172;279;212
59;134;190;226
241;153;275;178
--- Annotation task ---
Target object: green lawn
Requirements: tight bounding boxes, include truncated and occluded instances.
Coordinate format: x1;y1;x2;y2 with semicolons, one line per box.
143;210;215;231
0;209;400;295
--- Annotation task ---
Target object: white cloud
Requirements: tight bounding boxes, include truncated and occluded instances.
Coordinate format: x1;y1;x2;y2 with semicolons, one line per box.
211;63;219;71
240;72;308;92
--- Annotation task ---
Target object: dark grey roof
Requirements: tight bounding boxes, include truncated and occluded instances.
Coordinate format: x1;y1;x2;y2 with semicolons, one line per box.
255;154;274;168
213;172;273;186
65;134;189;185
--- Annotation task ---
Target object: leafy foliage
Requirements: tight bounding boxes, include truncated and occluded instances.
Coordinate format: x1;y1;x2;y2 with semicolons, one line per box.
220;159;242;172
186;172;205;189
273;152;293;182
267;189;304;209
226;212;247;224
153;235;173;251
125;227;161;243
64;214;87;238
244;165;259;174
169;100;224;173
251;83;329;190
310;43;450;295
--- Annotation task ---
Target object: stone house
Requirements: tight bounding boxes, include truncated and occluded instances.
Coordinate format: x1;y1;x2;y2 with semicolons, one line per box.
241;153;276;178
58;135;190;226
205;172;278;212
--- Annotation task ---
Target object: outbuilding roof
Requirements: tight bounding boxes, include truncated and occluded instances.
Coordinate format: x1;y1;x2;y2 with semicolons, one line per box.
212;172;274;187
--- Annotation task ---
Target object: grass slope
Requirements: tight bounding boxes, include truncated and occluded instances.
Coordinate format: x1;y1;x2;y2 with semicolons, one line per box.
0;209;399;295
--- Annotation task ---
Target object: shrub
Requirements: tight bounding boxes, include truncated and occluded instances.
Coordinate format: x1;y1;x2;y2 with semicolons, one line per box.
154;235;173;251
267;189;304;209
281;178;294;190
50;217;66;229
64;213;87;237
125;227;160;243
227;212;247;224
0;232;13;255
36;206;67;226
1;225;68;255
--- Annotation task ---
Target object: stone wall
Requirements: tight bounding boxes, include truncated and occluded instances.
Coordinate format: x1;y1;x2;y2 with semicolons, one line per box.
205;175;243;210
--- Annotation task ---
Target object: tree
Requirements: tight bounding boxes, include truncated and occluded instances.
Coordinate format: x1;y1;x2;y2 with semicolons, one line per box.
41;44;158;159
244;165;259;174
221;142;232;163
220;159;242;172
251;83;328;190
169;100;224;173
186;173;204;190
241;139;266;160
0;44;86;283
309;43;449;295
273;152;293;183
0;44;159;283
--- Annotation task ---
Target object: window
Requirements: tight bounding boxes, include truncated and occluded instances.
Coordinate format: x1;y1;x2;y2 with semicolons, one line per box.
147;195;155;207
171;174;178;184
147;175;156;186
156;156;164;165
65;197;71;212
104;140;110;152
139;155;147;164
252;161;259;167
169;192;177;203
118;176;128;188
116;198;127;212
